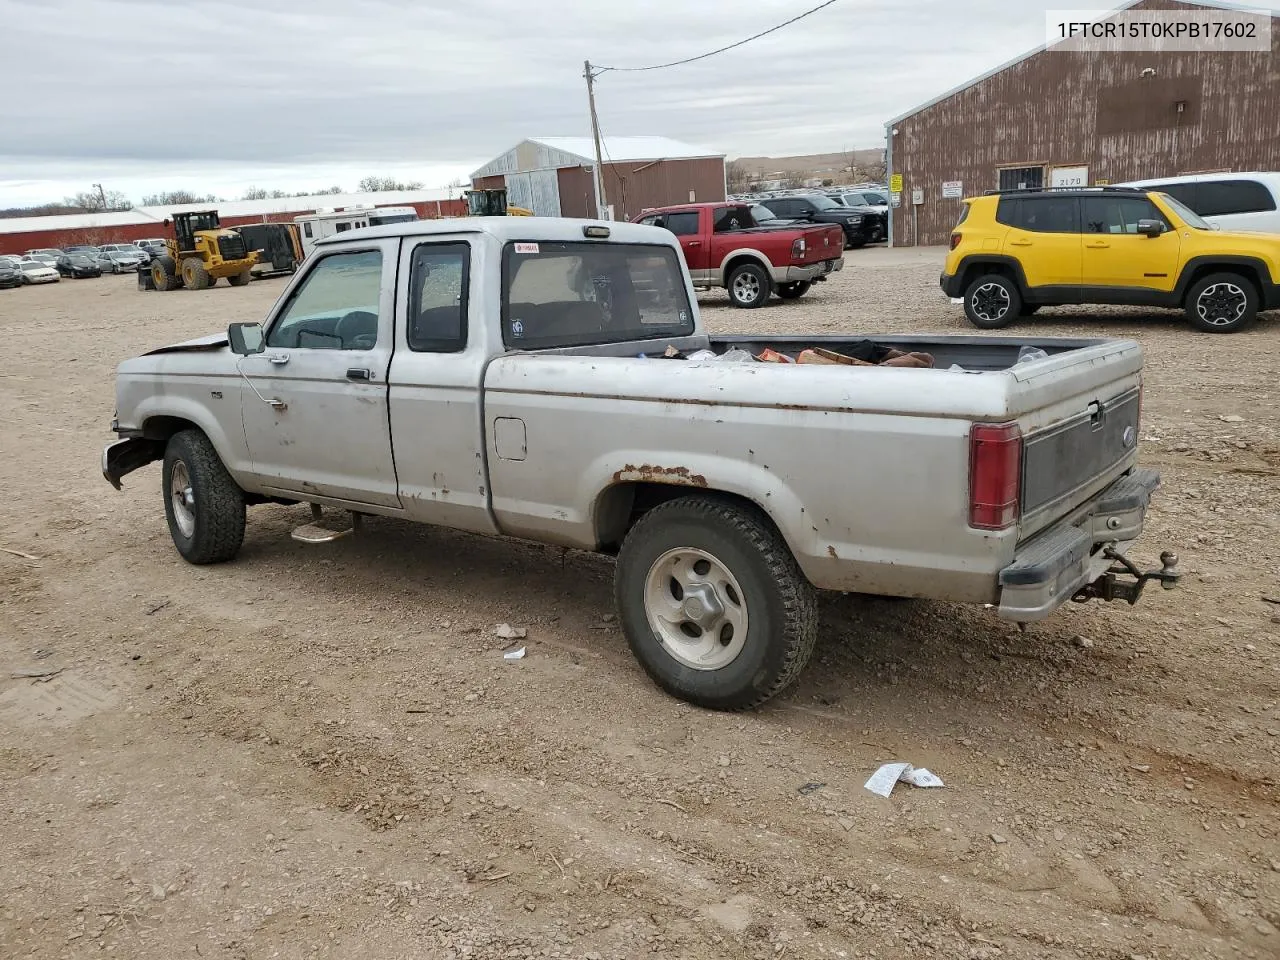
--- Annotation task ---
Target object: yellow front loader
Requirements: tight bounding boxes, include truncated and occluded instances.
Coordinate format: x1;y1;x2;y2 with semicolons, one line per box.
464;188;533;217
150;210;259;291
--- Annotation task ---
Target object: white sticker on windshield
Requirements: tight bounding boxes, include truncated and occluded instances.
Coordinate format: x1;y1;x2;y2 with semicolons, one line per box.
514;242;540;254
511;319;525;339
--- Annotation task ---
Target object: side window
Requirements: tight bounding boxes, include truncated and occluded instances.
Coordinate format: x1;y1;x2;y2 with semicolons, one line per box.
1081;197;1165;234
335;222;351;233
713;206;752;232
638;214;663;227
1017;197;1077;233
995;198;1019;226
1196;180;1277;217
769;200;794;217
663;212;700;236
266;250;383;351
795;199;815;214
408;242;469;353
303;222;313;238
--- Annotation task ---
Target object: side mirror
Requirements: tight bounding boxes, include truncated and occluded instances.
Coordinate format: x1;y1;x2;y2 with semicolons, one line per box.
227;322;265;356
1136;219;1165;238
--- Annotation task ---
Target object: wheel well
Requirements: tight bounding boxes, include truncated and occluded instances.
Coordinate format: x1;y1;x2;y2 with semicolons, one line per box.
140;415;200;443
594;482;781;554
721;254;768;284
959;259;1017;293
1182;263;1262;300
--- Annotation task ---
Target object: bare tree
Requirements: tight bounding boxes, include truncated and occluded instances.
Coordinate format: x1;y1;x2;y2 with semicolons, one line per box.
725;160;750;193
358;176;424;193
65;189;131;212
140;190;220;206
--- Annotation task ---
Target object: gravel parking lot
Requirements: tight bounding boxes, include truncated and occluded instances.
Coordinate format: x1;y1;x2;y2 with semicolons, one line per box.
1;250;1277;960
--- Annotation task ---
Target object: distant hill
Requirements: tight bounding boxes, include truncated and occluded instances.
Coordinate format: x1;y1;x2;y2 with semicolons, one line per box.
732;149;885;177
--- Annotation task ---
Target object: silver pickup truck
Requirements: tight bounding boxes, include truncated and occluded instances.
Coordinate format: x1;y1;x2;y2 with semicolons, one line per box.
103;217;1179;710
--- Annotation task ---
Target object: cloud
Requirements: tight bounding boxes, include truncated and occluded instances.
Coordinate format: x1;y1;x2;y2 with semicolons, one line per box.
0;0;1275;205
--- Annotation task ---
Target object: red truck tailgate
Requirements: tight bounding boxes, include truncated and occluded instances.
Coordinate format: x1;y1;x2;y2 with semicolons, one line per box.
799;225;844;264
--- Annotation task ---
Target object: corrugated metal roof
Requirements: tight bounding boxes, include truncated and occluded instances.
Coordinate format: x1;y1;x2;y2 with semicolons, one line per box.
471;136;724;179
885;0;1276;126
0;188;456;235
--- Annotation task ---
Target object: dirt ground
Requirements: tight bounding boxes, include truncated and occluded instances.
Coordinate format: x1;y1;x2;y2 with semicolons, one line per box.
1;250;1277;960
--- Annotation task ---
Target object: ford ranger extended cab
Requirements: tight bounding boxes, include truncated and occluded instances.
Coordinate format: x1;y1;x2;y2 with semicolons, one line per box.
104;217;1179;711
633;202;844;308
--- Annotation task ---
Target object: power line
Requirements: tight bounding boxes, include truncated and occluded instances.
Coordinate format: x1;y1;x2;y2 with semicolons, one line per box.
591;0;842;75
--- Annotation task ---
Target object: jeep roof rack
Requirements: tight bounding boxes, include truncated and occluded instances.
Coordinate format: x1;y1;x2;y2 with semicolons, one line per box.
981;185;1148;196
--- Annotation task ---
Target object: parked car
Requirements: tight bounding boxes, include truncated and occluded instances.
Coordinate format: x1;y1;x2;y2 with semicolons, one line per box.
57;252;103;278
18;259;60;284
63;245;103;257
136;239;168;258
1116;172;1280;234
756;194;884;248
99;248;146;273
634;201;844;307
103;216;1177;710
828;189;889;213
0;259;21;288
24;247;64;265
941;186;1280;333
101;243;151;265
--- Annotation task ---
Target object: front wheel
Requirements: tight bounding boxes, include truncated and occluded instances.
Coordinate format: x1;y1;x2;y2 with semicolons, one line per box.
726;262;772;308
1185;272;1258;333
963;273;1022;329
776;281;811;300
228;269;252;287
615;496;818;710
162;430;246;564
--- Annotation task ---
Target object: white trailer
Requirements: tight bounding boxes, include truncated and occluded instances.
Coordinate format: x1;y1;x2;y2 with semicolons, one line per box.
294;206;418;256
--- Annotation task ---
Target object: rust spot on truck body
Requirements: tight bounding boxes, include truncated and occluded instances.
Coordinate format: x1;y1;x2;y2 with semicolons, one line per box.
612;464;708;487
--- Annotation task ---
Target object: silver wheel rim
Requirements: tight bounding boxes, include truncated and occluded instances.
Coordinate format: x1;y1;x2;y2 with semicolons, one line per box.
1196;282;1246;327
732;271;761;303
643;547;749;671
971;282;1011;323
170;460;196;538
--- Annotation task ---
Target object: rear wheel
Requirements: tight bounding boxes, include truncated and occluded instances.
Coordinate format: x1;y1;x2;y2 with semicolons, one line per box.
228;269;252;287
162;430;245;564
726;262;771;308
963;273;1021;329
151;256;177;291
182;257;212;290
776;281;811;300
615;496;818;710
1185;272;1258;333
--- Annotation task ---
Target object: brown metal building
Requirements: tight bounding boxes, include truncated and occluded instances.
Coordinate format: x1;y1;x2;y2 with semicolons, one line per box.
470;137;726;222
886;0;1280;246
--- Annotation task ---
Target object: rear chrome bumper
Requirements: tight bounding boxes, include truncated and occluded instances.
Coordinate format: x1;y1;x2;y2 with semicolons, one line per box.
997;469;1178;621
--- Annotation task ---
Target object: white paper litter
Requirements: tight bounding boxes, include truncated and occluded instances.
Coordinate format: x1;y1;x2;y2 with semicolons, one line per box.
503;646;526;661
864;762;945;798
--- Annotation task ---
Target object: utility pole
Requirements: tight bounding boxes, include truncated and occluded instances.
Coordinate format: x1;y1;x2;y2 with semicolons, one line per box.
583;60;609;220
92;182;106;210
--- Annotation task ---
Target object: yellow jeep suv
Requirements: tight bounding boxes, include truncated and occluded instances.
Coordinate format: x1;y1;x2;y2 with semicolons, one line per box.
940;186;1280;333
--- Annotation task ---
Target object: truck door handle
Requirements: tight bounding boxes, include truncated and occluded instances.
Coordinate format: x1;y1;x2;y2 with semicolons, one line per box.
1087;241;1110;248
686;240;702;247
267;353;290;364
1009;239;1033;247
346;368;371;381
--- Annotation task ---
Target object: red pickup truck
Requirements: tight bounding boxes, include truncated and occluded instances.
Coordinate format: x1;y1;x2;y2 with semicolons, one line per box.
633;202;844;308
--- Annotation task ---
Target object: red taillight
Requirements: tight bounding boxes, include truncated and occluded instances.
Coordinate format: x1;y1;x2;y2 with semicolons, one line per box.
791;237;806;261
969;422;1022;530
949;232;963;251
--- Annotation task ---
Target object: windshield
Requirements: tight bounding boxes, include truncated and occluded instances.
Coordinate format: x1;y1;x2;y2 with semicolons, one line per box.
369;212;417;226
20;261;45;270
808;195;841;210
1157;193;1213;230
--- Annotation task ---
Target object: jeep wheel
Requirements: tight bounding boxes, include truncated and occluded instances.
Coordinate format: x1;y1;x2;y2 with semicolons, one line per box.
727;262;771;308
615;496;818;710
963;273;1021;329
162;429;246;564
1185;272;1258;333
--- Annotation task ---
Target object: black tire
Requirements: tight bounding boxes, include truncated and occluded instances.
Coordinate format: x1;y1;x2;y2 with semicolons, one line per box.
776;281;811;300
182;256;212;290
963;273;1022;329
1184;272;1259;333
614;495;818;711
726;262;772;308
162;430;246;565
151;256;177;292
228;269;252;287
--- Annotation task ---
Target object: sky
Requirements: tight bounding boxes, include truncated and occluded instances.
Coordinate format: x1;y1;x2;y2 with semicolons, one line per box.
0;0;1276;207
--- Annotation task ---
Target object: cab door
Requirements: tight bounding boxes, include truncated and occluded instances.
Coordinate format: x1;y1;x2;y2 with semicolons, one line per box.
1000;195;1082;294
1080;195;1181;293
663;210;710;280
239;241;401;506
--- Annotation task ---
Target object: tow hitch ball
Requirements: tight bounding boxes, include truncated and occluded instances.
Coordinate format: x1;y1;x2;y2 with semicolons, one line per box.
1073;549;1181;606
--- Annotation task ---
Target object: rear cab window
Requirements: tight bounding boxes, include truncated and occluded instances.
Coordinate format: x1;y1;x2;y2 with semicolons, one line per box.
502;242;694;349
